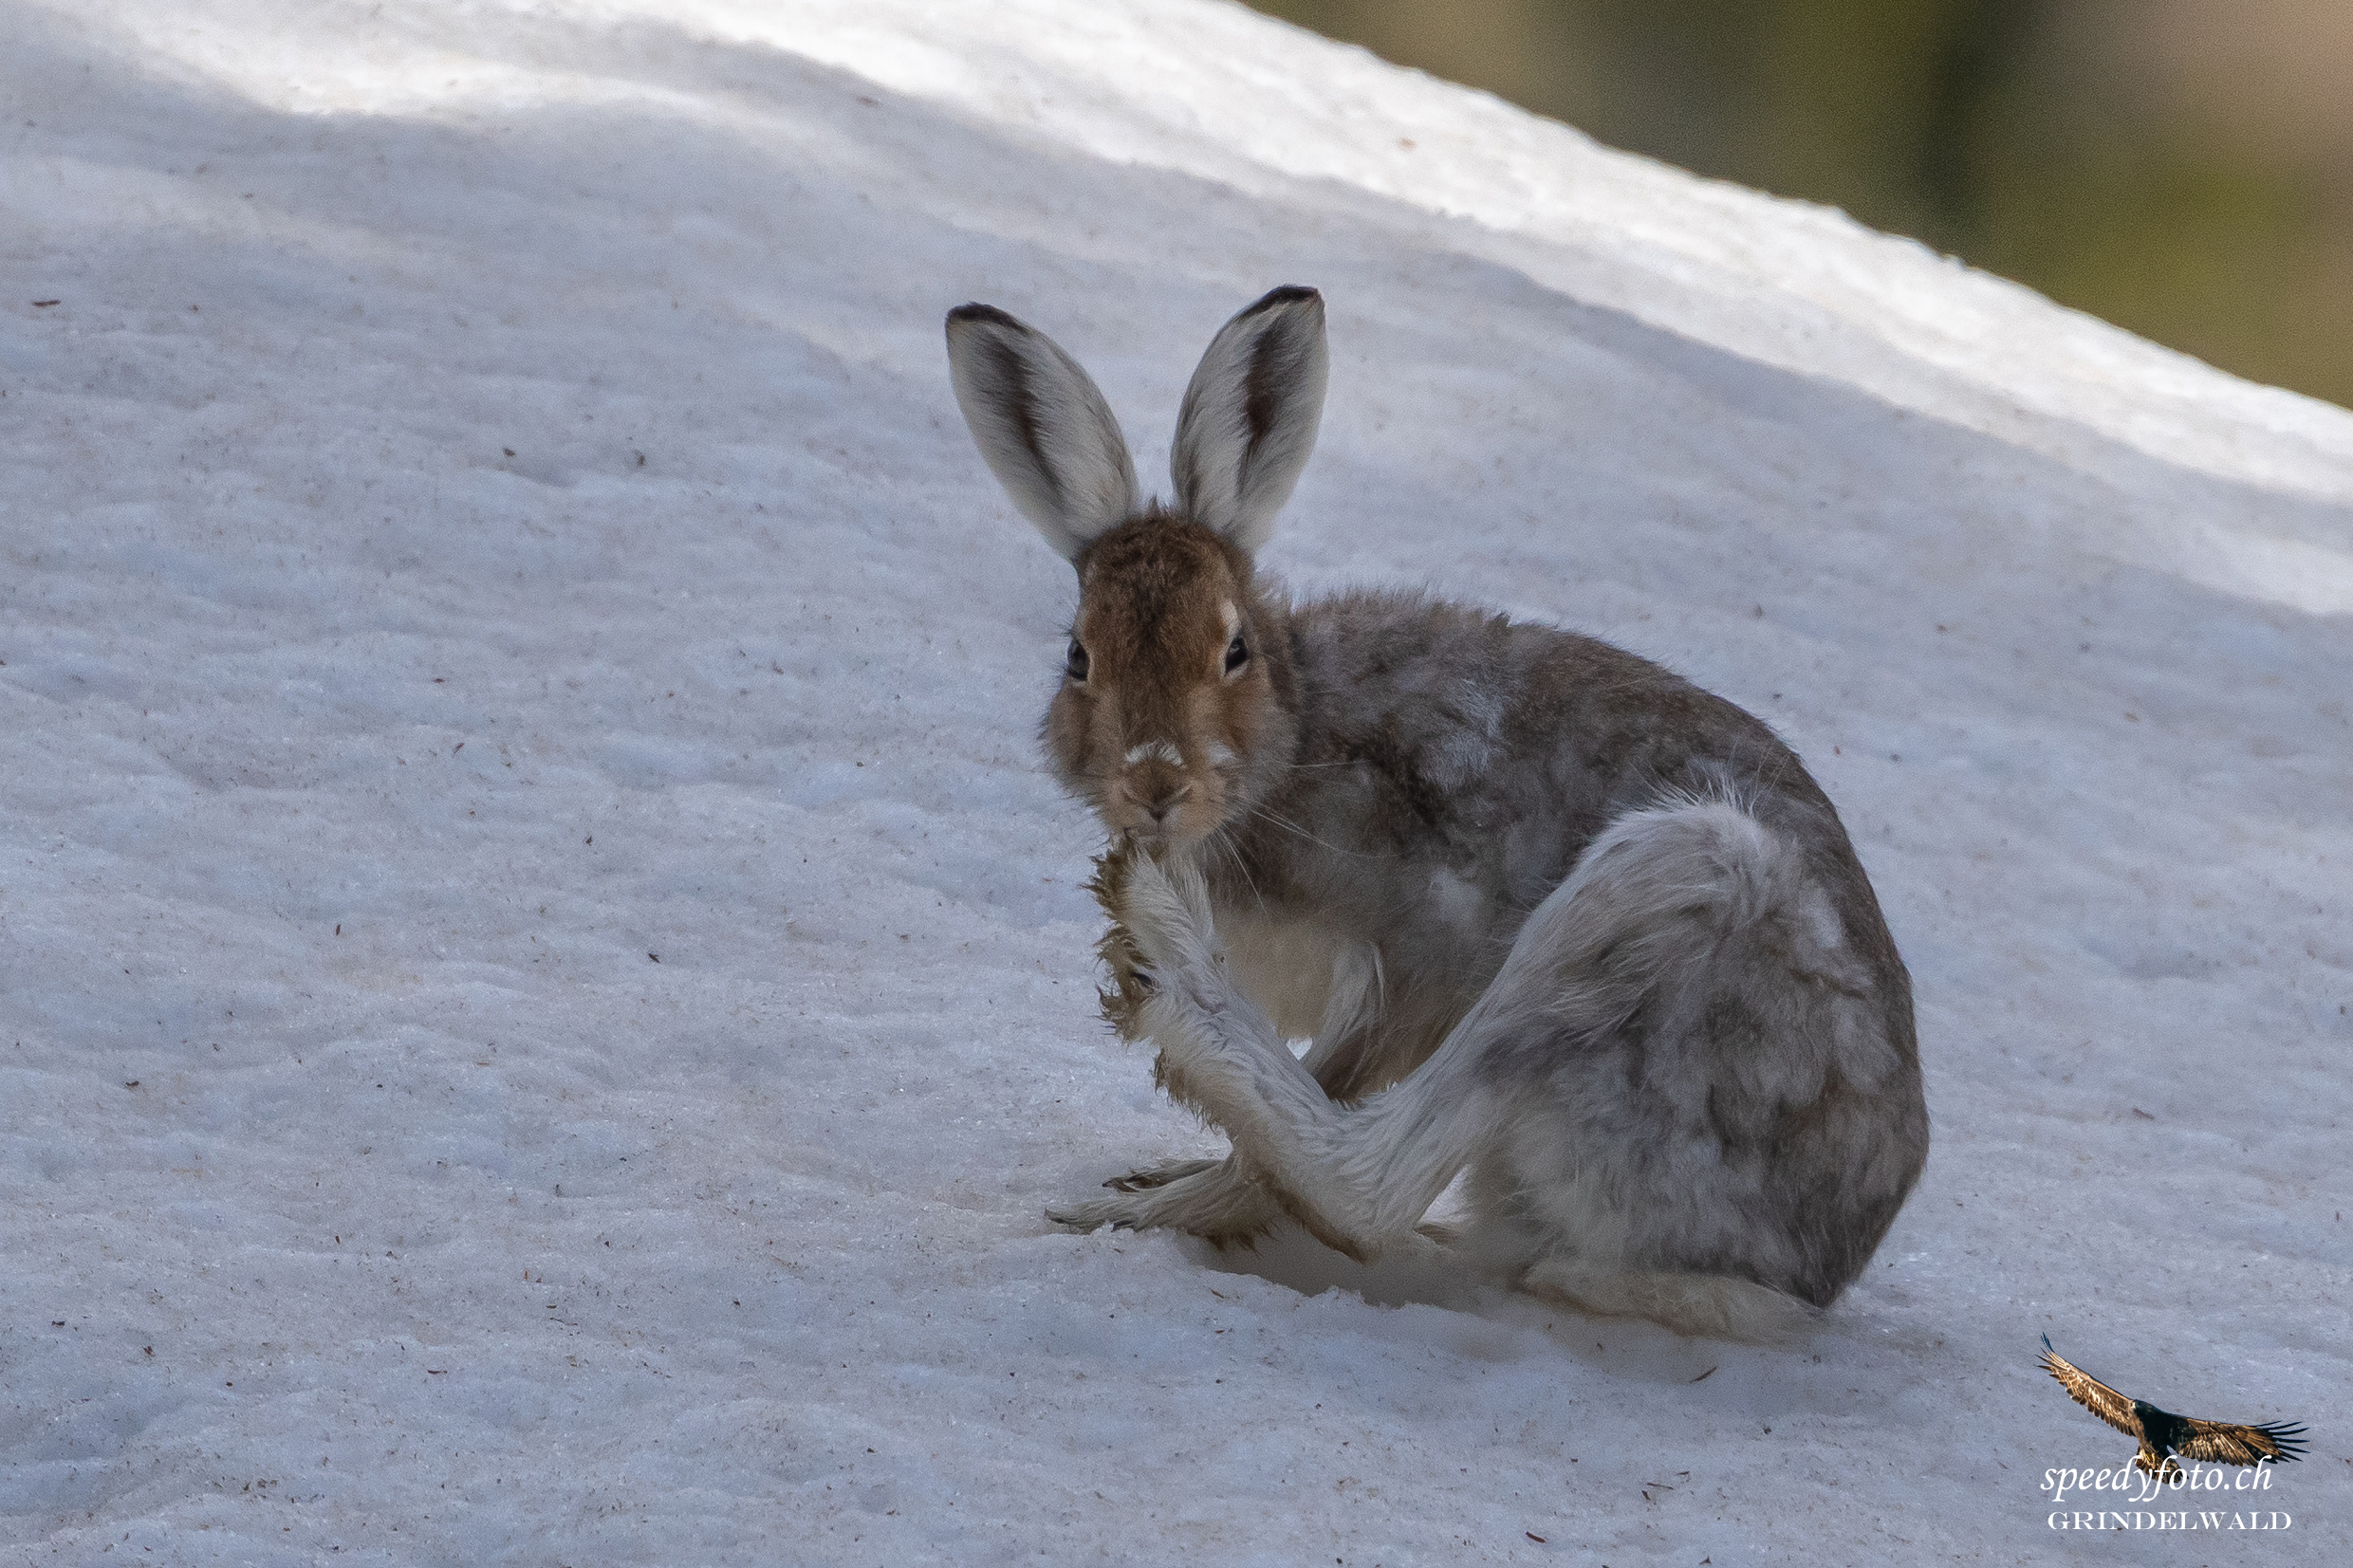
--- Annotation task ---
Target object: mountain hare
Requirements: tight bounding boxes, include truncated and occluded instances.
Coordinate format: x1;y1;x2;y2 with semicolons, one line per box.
945;286;1927;1339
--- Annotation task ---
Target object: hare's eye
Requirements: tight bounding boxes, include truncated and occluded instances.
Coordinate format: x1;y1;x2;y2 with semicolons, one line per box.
1223;634;1249;675
1065;639;1090;682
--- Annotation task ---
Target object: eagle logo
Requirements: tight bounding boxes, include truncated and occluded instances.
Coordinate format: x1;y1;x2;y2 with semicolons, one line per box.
2040;1335;2307;1478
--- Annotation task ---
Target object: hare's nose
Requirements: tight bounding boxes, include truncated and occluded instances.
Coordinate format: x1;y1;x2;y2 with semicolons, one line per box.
1124;766;1192;822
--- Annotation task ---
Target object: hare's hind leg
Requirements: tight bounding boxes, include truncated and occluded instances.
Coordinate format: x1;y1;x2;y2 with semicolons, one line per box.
1047;940;1390;1245
1115;798;1904;1336
1109;856;1500;1263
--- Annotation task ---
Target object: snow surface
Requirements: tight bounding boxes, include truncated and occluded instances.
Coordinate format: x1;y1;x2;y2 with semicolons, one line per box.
4;0;2349;1562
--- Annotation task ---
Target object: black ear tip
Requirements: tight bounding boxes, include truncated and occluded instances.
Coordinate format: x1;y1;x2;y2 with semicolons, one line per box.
1245;285;1323;317
947;302;1025;334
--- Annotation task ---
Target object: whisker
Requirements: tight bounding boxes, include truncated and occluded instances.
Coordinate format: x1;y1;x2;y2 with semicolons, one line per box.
1207;822;1266;912
1245;800;1371;860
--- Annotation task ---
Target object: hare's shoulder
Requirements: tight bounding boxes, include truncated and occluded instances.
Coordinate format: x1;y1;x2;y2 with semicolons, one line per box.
1287;590;1762;757
1278;589;1834;880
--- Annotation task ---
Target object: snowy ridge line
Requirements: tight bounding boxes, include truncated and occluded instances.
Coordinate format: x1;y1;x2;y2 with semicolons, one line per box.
89;0;2353;502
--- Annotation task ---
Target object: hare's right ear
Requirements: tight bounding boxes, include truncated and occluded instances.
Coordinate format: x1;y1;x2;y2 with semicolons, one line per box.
945;304;1139;563
1170;286;1327;556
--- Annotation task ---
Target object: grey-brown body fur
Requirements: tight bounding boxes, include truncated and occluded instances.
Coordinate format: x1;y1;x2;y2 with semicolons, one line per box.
1214;589;1892;1096
946;286;1928;1337
1096;586;1923;1312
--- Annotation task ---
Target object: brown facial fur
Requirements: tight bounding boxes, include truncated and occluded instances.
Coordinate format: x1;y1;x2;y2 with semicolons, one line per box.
1047;510;1298;849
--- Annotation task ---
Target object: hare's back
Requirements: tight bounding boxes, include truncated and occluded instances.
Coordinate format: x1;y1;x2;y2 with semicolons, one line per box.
1271;589;1888;964
1285;590;1825;850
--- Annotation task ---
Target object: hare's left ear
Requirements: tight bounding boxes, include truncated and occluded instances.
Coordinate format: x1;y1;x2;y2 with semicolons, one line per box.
1170;286;1327;556
946;303;1140;563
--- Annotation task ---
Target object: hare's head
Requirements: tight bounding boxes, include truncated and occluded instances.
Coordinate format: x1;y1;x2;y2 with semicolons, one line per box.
946;287;1327;851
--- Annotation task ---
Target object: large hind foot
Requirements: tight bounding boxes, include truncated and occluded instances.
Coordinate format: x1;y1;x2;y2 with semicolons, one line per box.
1520;1259;1821;1342
1047;1153;1281;1246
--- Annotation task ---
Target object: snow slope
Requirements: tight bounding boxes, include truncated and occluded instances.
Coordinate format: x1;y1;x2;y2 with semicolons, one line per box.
4;0;2348;1561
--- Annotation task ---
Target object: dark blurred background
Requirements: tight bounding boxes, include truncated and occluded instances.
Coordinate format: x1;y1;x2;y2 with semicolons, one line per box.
1251;0;2353;410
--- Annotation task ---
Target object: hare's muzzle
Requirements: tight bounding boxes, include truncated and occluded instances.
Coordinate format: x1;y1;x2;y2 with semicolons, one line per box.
1114;755;1197;844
